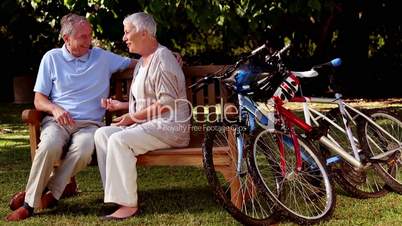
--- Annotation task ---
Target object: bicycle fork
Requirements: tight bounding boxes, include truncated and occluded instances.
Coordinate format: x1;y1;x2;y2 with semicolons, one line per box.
276;128;303;177
336;94;361;162
273;111;303;176
234;102;251;175
236;127;245;175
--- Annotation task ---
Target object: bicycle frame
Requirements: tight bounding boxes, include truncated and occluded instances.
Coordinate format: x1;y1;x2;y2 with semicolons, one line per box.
221;73;399;176
233;94;304;175
280;98;401;175
290;96;361;164
233;94;266;173
271;97;364;168
292;95;402;159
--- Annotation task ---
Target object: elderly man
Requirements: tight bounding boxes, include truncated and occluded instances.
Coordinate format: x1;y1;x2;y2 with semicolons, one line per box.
5;13;135;221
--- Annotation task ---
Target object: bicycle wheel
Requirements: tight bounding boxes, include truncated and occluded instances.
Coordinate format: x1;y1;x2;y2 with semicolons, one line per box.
319;108;389;198
357;110;402;194
248;129;336;224
203;124;278;225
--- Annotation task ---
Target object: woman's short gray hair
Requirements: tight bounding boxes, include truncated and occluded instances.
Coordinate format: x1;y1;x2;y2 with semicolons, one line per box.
123;12;157;37
60;13;90;38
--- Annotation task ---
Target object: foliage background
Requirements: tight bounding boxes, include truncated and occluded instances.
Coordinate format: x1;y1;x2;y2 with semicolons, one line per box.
1;0;401;101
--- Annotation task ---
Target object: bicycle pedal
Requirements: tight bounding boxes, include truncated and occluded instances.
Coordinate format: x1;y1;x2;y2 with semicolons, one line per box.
339;162;367;185
370;149;399;161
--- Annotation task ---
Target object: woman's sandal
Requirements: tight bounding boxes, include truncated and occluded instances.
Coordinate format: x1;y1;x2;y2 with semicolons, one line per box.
100;208;140;221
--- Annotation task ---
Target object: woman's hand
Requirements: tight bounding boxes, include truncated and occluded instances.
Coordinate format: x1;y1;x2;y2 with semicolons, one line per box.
111;113;134;126
101;98;128;111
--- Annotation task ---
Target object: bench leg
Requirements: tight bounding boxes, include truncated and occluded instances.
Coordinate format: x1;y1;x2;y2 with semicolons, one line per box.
217;167;242;208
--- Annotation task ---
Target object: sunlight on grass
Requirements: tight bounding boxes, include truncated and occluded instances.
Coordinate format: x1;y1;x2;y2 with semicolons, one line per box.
0;103;401;225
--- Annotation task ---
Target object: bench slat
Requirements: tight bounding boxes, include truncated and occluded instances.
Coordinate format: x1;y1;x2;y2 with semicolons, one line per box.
137;147;231;167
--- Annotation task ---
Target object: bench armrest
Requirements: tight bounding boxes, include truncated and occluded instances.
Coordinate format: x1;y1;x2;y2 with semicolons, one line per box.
21;109;43;160
22;109;43;124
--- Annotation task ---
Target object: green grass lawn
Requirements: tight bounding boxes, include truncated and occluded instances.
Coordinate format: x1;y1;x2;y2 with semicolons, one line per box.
0;102;401;226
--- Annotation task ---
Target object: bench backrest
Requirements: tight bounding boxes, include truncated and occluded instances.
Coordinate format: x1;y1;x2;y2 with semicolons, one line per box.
109;65;231;147
110;65;230;102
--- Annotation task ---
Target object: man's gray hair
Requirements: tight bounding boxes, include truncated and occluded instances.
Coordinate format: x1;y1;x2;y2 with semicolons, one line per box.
60;13;90;38
123;12;157;37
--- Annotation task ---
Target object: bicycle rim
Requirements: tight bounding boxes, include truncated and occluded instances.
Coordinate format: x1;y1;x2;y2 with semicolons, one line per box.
248;129;335;224
321;108;389;198
359;110;402;193
203;125;278;225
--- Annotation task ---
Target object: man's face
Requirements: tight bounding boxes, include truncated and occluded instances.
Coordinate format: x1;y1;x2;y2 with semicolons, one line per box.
65;22;92;57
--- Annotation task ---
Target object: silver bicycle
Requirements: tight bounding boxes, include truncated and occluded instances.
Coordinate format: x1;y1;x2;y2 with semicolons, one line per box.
286;60;402;197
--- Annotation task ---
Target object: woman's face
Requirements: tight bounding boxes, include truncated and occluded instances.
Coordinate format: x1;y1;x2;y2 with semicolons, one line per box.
123;23;143;54
65;22;92;57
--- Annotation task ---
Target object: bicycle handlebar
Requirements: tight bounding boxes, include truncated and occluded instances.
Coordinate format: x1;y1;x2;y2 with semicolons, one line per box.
312;58;342;71
277;44;291;57
223;43;291;87
188;74;217;91
190;42;291;92
251;43;267;56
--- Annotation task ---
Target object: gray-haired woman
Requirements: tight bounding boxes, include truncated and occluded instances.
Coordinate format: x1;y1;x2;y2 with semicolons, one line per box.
94;12;190;220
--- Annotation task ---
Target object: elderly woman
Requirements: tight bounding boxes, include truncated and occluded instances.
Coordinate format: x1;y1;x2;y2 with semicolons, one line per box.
94;12;190;220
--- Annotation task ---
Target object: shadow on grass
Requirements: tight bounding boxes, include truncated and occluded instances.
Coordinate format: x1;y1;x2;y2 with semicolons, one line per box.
139;187;218;214
0;147;31;171
36;186;219;218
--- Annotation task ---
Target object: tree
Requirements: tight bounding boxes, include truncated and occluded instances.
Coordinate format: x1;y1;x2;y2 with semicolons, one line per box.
1;0;401;100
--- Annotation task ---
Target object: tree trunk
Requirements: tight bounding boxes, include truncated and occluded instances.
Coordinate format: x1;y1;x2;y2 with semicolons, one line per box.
336;1;369;97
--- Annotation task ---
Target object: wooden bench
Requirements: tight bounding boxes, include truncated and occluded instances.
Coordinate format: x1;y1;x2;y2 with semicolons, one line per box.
21;65;241;206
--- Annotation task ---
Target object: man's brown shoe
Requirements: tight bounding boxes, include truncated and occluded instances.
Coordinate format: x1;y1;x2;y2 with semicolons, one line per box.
9;180;77;211
38;192;58;209
61;178;79;198
9;191;26;211
5;207;32;221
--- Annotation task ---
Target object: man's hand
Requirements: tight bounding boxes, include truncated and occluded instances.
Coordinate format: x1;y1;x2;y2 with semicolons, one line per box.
51;105;75;126
34;93;75;126
101;98;127;111
111;113;134;127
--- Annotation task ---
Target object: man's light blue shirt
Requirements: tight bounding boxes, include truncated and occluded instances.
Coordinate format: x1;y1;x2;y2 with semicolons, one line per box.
34;45;131;122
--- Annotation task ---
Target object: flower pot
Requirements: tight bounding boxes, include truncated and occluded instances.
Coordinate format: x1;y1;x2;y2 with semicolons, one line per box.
13;75;35;104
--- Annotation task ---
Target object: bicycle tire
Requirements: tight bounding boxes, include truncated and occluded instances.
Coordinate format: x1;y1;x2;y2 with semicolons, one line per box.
248;129;336;224
319;108;389;198
357;109;402;194
202;124;279;225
